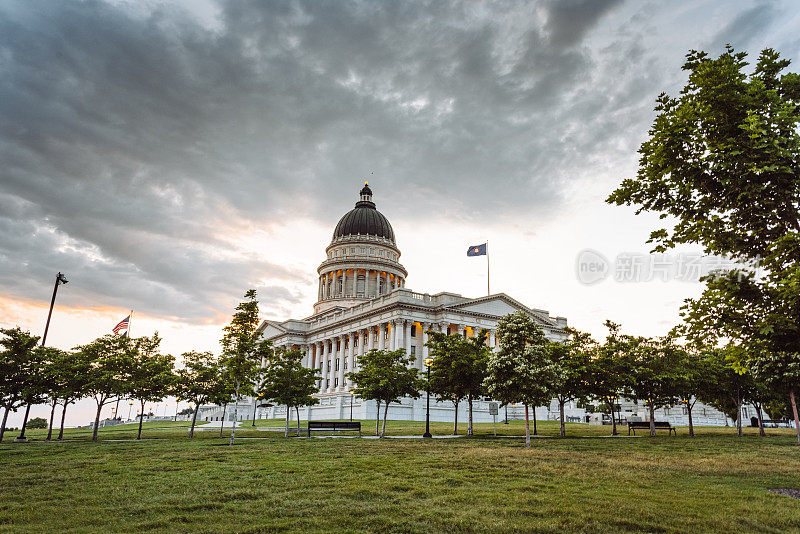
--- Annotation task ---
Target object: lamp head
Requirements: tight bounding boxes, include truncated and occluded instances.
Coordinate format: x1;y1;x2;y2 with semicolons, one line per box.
424;357;433;367
57;272;68;285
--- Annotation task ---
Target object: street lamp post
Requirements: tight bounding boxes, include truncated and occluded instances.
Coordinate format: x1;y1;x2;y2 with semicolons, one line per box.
16;272;68;442
423;357;433;438
128;401;134;421
349;390;355;422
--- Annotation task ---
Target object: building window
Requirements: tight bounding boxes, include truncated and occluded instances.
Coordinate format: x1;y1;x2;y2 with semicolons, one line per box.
379;250;384;256
336;339;341;351
344;338;349;349
354;336;359;347
360;247;365;253
350;248;355;253
326;379;330;388
334;378;339;387
335;358;340;371
411;346;416;356
411;325;417;337
344;360;348;370
370;248;375;255
384;329;389;340
327;361;331;371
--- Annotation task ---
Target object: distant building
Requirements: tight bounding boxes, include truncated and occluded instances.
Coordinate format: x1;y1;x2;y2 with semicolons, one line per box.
199;183;737;426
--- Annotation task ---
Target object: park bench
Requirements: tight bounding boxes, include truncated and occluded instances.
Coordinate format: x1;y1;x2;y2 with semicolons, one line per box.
307;421;361;437
627;421;676;436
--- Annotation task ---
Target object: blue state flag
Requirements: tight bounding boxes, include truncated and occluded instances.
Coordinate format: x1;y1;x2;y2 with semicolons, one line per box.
467;243;487;257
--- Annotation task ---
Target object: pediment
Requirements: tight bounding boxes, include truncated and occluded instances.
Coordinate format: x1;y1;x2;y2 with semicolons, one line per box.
445;294;557;327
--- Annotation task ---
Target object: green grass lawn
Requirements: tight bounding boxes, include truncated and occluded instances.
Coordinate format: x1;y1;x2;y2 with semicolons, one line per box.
2;421;799;533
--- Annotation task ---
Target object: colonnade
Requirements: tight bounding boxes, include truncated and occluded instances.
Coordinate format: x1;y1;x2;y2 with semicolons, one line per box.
275;321;498;394
318;269;405;301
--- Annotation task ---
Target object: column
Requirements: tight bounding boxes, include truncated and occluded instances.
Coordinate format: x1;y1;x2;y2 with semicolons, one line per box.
377;323;385;350
336;334;346;391
489;330;496;348
389;320;396;350
421;322;430;363
367;326;374;353
403;321;411;356
352;269;358;296
318;340;326;392
318;276;323;301
346;332;355;388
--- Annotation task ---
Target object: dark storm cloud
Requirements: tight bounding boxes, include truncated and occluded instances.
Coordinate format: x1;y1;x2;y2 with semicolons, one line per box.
2;0;770;322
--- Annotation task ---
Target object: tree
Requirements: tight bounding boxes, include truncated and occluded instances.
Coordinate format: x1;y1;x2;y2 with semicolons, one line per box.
549;329;594;437
176;351;227;438
587;321;633;436
347;348;422;437
750;351;800;442
703;347;762;437
425;333;467;435
625;336;684;437
0;328;42;442
608;46;800;443
26;417;47;429
75;334;132;441
127;334;175;440
54;351;93;440
484;312;556;446
258;348;320;437
220;290;272;445
40;347;71;441
672;345;717;437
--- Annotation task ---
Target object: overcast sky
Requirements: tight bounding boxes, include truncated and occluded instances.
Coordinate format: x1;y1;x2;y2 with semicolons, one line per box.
2;0;799;426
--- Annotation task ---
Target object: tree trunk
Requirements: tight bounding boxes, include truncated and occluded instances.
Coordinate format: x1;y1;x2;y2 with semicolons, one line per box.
687;400;694;438
754;402;766;437
17;404;32;440
58;401;69;440
92;402;103;441
137;400;145;440
190;403;200;438
252;398;258;427
376;400;381;436
559;399;566;437
219;404;227;438
790;388;800;445
468;396;474;436
608;397;618;436
285;405;290;438
381;400;389;437
295;406;301;437
453;400;459;435
46;400;58;441
229;385;240;446
524;405;531;447
649;403;656;437
736;400;742;437
532;407;537;436
0;405;10;442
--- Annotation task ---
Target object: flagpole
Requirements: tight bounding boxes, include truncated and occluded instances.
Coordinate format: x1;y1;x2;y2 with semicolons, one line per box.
486;240;490;296
129;310;133;337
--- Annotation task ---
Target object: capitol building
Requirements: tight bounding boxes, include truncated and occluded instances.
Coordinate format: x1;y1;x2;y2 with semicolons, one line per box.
200;183;740;427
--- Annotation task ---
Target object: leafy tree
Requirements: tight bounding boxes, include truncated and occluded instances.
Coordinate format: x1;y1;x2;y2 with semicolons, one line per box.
258;348;319;437
672;346;718;437
608;46;800;444
176;351;227;438
625;336;684;437
1;328;43;441
549;329;594;437
347;348;422;437
127;334;175;440
75;334;133;441
703;348;762;437
484;312;556;446
587;321;633;436
26;417;47;429
54;351;93;440
220;290;272;445
40;347;71;441
750;351;800;442
426;330;490;436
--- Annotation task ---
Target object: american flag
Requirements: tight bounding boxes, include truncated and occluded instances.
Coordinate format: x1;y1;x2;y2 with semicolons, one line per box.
112;315;130;335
